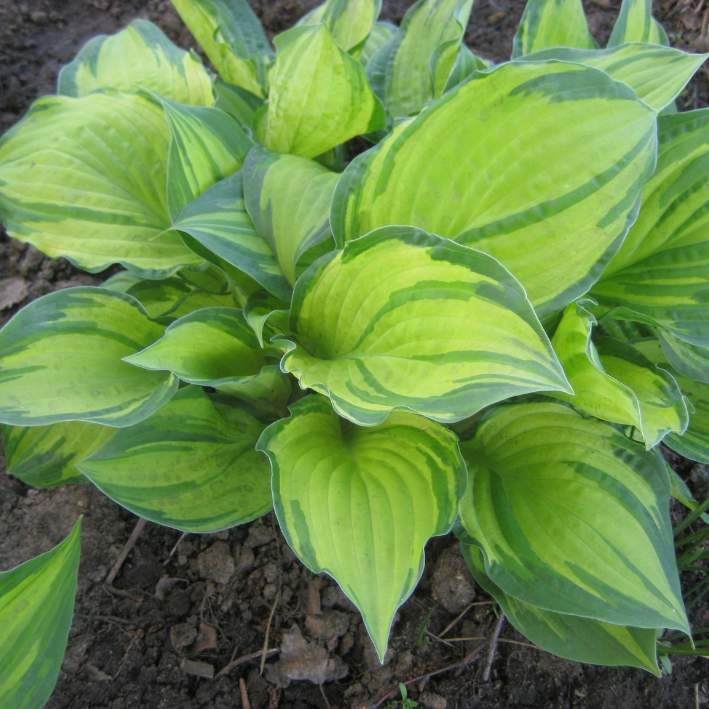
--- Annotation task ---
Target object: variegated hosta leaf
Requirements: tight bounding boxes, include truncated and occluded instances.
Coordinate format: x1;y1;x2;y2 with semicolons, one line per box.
125;306;290;415
257;24;386;158
608;0;669;47
366;0;474;118
161;98;253;221
443;44;493;94
297;0;382;54
592;109;709;347
632;338;709;464
1;421;113;487
517;43;707;111
0;91;199;275
458;534;660;675
214;80;263;135
512;0;596;58
79;387;272;532
172;172;292;300
257;394;466;660
0;518;81;709
0;288;177;427
170;0;273;98
281;226;571;426
550;301;689;448
57;19;215;105
243;290;290;347
332;61;656;317
458;400;689;633
358;21;397;66
243;145;339;286
659;330;709;384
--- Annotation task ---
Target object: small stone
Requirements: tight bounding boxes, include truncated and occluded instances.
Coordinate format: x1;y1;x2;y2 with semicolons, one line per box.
197;541;235;584
234;546;255;575
431;545;476;613
305;610;350;651
0;277;28;310
244;523;275;548
170;623;197;652
419;691;447;709
30;11;48;24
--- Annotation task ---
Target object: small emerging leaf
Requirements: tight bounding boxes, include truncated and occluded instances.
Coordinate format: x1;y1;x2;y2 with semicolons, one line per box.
0;518;82;709
79;387;272;532
257;394;466;660
608;0;669;47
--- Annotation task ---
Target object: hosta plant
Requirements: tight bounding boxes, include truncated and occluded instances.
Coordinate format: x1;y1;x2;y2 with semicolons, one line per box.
1;0;709;703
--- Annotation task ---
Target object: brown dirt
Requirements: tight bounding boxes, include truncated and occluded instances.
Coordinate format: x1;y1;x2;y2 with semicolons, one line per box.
1;1;709;708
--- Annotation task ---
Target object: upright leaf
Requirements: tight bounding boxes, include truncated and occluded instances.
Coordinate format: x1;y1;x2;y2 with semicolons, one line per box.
458;534;660;674
517;43;707;111
79;387;271;532
172;172;292;300
443;44;493;94
333;61;656;317
282;226;570;426
0;91;199;275
458;400;689;633
243;145;339;286
512;0;596;58
214;79;263;133
1;421;113;487
358;21;397;65
258;24;386;158
170;0;273;97
125;307;290;414
297;0;383;54
0;288;178;427
659;331;709;384
366;0;474;118
257;394;466;660
161;99;253;220
608;0;669;47
57;19;214;105
243;290;290;347
592;109;709;347
551;301;689;448
0;518;81;709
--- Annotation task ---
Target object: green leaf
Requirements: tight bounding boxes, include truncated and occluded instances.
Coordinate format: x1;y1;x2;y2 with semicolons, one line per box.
243;145;339;286
332;60;657;317
358;21;397;66
592;109;709;347
256;394;466;660
0;287;177;427
458;534;660;675
1;421;113;487
512;0;596;58
125;306;290;415
517;43;707;111
57;19;215;105
172;172;292;300
0;91;200;275
281;226;570;426
79;387;271;532
366;0;474;118
160;98;253;221
550;301;689;448
608;0;669;47
297;0;383;54
659;331;709;384
258;24;386;159
0;518;82;709
458;399;689;633
442;44;493;94
243;289;290;347
169;0;273;97
214;79;263;134
631;337;709;464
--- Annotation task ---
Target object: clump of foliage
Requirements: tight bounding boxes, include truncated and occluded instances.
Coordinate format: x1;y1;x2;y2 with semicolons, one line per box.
1;0;709;703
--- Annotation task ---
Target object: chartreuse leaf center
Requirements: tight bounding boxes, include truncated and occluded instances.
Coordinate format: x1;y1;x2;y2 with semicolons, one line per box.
256;394;467;661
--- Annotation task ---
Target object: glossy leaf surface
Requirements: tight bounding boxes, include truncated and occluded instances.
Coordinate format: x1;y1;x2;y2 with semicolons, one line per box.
459;400;689;632
332;61;656;317
257;394;466;660
282;226;570;426
0;288;177;427
79;387;271;532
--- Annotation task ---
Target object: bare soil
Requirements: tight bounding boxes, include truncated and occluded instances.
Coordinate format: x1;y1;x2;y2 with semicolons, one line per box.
1;1;708;708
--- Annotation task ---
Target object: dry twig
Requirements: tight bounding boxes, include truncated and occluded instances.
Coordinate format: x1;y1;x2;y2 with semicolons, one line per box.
106;517;147;586
260;589;280;675
216;648;279;678
240;678;252;709
482;612;505;682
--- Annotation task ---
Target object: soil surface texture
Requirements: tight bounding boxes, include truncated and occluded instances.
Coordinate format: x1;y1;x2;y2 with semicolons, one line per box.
1;1;709;708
